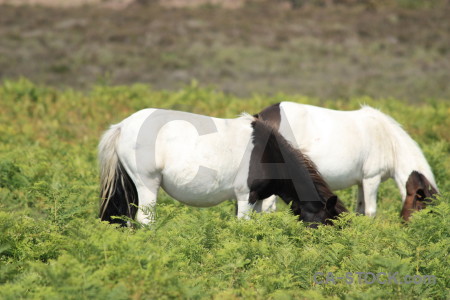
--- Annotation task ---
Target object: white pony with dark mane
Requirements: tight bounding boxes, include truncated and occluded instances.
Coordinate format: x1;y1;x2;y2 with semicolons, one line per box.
98;108;347;227
255;102;439;220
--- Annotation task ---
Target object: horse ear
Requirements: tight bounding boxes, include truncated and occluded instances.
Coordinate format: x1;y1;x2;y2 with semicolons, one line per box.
406;171;423;195
326;195;338;211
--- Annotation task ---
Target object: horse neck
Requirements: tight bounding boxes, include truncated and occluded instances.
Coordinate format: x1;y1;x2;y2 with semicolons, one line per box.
251;120;327;213
274;179;324;213
265;135;325;212
363;108;437;196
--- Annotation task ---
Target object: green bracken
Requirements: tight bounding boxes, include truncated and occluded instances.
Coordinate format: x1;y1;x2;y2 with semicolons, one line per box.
0;79;449;299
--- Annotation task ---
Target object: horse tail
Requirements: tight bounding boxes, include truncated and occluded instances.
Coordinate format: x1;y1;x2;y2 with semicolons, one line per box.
98;123;138;225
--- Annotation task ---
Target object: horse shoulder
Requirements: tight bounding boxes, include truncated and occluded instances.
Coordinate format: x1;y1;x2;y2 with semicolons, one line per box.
278;102;313;149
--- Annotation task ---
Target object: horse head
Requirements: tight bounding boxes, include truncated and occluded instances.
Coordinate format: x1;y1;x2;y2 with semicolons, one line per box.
291;195;347;228
401;171;438;221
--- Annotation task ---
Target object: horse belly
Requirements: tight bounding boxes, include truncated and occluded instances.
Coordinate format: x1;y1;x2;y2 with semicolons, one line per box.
312;154;363;190
157;119;250;207
303;128;364;189
159;154;239;206
161;175;234;207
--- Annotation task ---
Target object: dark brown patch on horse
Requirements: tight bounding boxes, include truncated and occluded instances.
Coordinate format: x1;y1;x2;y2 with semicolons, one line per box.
248;119;347;226
254;103;281;130
401;171;438;221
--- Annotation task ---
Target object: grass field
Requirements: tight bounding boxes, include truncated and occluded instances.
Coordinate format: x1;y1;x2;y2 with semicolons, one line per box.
0;79;449;299
1;2;450;101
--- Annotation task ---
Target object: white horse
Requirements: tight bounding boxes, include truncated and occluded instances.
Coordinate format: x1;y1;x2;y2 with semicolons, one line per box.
99;109;346;227
255;102;438;219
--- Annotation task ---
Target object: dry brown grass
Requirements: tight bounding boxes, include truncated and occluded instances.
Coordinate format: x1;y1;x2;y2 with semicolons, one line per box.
0;2;449;101
0;0;258;8
0;0;128;7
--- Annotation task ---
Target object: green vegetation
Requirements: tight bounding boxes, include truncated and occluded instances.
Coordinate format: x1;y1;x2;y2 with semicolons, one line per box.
0;79;449;299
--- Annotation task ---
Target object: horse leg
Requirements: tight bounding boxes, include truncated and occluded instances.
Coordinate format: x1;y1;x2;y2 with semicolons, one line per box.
362;176;381;217
394;178;407;205
356;184;365;215
254;195;277;213
134;175;161;225
236;193;255;219
253;200;263;213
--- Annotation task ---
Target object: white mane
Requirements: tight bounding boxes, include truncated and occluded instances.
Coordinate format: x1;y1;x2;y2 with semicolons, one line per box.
360;105;437;190
238;112;256;121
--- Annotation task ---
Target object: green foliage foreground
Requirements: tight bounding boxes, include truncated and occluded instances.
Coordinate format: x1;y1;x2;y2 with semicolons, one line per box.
0;79;449;299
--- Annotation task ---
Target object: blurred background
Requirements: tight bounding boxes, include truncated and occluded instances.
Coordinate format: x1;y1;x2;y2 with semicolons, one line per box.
0;0;449;102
